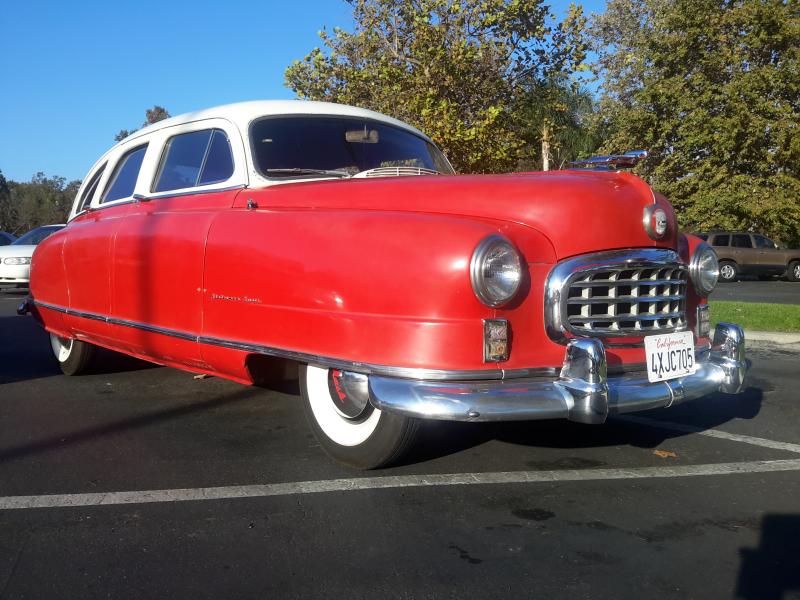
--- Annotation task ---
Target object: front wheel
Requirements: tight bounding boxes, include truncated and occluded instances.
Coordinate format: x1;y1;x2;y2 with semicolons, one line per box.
50;333;96;375
718;261;738;283
300;365;420;469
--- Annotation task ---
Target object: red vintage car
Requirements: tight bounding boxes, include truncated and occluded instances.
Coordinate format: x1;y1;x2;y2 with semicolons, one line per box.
21;100;746;468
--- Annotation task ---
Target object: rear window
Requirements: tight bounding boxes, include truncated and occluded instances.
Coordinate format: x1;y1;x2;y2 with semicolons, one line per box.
711;234;730;247
103;145;148;202
153;129;234;193
732;234;752;248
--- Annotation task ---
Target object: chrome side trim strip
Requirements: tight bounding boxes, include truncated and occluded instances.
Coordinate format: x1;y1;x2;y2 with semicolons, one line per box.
33;299;708;380
139;184;246;202
33;300;557;381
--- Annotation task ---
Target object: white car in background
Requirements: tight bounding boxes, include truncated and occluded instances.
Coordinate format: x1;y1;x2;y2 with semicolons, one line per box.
0;225;64;290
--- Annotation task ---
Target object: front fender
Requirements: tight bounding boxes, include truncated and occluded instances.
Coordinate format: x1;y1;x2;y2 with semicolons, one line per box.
201;208;555;371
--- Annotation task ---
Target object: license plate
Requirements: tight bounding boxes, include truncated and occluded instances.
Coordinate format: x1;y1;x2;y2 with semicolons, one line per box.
644;331;696;383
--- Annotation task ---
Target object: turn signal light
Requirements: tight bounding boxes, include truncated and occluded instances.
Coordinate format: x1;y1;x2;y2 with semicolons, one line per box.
483;319;509;362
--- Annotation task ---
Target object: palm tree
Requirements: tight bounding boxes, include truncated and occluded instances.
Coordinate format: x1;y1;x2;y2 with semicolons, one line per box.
516;77;599;171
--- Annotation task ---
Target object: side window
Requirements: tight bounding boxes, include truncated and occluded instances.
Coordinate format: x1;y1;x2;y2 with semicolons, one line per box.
199;130;234;186
103;145;148;203
76;164;106;213
697;233;708;241
754;235;775;249
732;234;752;248
153;128;234;193
711;234;730;247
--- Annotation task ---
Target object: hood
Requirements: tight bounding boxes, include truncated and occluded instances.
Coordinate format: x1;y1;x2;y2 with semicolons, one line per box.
0;244;36;258
253;171;678;261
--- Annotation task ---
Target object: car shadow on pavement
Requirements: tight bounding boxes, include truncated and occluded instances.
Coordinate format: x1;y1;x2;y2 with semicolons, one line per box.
0;386;262;463
0;314;158;384
399;386;764;465
737;514;800;599
0;314;58;384
85;347;159;376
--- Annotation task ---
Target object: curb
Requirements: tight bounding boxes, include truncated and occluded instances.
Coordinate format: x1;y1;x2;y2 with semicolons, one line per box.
744;330;800;345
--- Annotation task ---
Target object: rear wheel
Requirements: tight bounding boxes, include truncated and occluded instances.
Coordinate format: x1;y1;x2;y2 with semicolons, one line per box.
718;261;738;283
50;333;96;375
788;261;800;282
300;364;420;469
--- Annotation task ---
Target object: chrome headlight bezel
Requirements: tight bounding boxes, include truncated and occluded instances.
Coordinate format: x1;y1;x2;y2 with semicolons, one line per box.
689;243;719;296
470;235;522;307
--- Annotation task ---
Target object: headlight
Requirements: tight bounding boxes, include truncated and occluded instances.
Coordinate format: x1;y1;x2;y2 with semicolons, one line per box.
3;257;31;265
470;235;522;307
689;243;719;296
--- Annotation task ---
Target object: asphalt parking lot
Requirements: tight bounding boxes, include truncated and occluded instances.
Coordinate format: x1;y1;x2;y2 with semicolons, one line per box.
1;292;799;599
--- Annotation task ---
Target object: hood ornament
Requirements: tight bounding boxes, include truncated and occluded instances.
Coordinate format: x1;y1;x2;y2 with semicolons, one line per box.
643;203;668;240
570;150;648;170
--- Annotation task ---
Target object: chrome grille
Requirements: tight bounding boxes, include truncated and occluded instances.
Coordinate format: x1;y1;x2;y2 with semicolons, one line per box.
545;249;689;342
565;265;688;335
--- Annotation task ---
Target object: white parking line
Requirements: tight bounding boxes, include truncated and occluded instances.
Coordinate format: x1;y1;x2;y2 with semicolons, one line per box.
2;459;800;511
617;415;800;454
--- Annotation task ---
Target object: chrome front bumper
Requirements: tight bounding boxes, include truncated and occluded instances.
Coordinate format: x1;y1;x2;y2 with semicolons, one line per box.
368;323;747;424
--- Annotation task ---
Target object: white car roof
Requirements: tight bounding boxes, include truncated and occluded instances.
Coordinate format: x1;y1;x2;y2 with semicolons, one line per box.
74;101;444;215
119;100;432;145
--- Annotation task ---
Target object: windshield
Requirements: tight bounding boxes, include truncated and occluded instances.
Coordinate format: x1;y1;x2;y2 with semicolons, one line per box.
13;225;63;246
250;116;453;179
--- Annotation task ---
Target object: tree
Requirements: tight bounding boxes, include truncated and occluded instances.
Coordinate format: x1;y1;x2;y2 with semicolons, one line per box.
0;170;14;232
115;105;171;141
285;0;587;173
591;0;800;245
516;76;599;171
15;173;80;230
3;173;80;234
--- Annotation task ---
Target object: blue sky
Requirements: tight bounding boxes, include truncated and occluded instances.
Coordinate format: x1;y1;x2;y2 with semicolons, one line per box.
0;0;604;183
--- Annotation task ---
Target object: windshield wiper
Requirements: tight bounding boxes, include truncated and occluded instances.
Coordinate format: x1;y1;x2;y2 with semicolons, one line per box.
265;168;351;178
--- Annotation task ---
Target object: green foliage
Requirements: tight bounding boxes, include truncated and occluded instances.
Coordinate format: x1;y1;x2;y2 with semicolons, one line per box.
516;76;600;170
591;0;800;245
285;0;588;173
114;129;134;142
1;172;80;235
114;105;171;141
0;170;14;233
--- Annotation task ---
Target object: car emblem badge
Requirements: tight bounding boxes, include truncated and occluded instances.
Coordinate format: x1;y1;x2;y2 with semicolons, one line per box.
643;204;668;240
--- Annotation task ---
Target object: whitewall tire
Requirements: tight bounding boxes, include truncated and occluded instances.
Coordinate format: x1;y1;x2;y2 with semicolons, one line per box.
50;333;96;375
300;364;420;469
